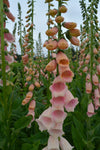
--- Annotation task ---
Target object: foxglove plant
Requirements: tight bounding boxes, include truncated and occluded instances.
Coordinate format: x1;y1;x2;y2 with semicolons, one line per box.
36;0;80;149
79;0;100;116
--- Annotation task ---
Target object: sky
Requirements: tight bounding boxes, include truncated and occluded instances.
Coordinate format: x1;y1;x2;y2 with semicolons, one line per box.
6;0;100;55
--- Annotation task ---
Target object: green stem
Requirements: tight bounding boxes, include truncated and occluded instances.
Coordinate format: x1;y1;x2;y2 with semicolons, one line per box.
47;2;51;101
31;0;34;56
58;0;62;41
0;0;6;104
90;2;94;93
56;0;62;76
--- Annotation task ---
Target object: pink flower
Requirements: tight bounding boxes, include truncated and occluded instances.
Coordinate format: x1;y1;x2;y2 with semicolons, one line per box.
50;81;67;97
92;74;99;86
5;54;14;64
93;98;100;110
50;96;66;108
86;82;92;94
5;11;15;22
48;122;64;137
59;66;74;83
52;107;67;123
36;107;55;131
65;90;78;112
59;136;74;150
4;32;15;43
87;102;95;117
65;98;78;112
94;88;100;99
86;74;90;81
50;75;67;97
5;65;10;72
48;136;59;150
22;54;29;64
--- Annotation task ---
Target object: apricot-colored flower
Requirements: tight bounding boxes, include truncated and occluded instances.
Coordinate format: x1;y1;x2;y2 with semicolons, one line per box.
59;5;67;13
26;91;33;99
58;39;68;50
70;36;80;46
49;9;57;17
69;29;80;37
62;22;77;29
34;81;40;87
56;51;69;67
26;76;32;81
45;59;57;72
22;98;30;105
22;54;29;64
46;40;58;50
28;100;36;111
59;66;74;83
55;16;64;23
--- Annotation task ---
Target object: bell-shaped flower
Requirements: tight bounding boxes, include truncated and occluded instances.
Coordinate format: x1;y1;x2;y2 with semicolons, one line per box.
48;136;59;150
52;107;67;123
36;107;55;131
86;82;92;94
48;122;64;138
87;102;95;117
5;54;14;64
65;90;78;112
56;51;69;67
92;74;99;86
93;98;100;110
45;59;57;72
59;66;74;83
50;95;66;108
94;88;100;99
50;82;67;98
59;136;74;150
22;98;30;105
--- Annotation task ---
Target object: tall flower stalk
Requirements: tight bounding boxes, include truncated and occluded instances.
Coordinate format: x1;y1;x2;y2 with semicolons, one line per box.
37;0;80;149
0;0;6;103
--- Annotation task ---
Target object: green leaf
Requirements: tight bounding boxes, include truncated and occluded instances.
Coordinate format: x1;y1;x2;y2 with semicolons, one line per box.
72;125;84;150
14;115;33;130
21;143;32;150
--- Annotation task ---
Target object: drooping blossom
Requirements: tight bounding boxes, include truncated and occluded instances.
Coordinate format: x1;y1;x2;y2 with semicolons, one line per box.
47;136;59;150
87;102;95;117
56;51;69;67
45;59;57;72
59;136;74;150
